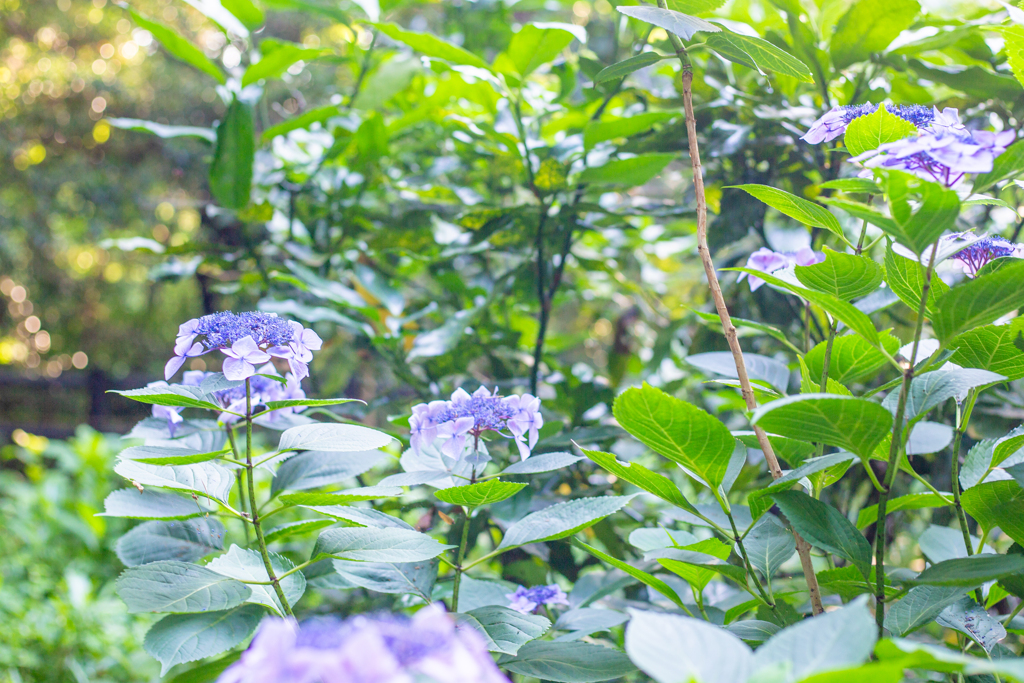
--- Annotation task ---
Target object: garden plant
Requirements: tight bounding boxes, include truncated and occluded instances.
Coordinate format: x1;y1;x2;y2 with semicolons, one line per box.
8;0;1024;681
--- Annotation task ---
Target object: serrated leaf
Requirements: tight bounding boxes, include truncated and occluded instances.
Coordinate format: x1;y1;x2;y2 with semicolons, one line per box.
962;480;1024;545
572;538;689;611
332;558;438;600
117;561;251;613
884;585;970;636
795;248;884;301
933;259;1024;342
578;153;675;187
883;242;950;316
743;515;796;580
312;527;453;563
772;490;873;579
116;518;225;566
500;640;637;683
617;5;720;41
119;445;227;466
855;492;952;529
625;609;752;683
818;178;882;193
112;385;221;411
277;422;393;452
913;554;1024;586
456;606;550;655
883;172;961;255
144;605;263;676
949;318;1024;381
752;394;892;460
113;460;235;503
263;519;335;544
805;332;900;385
206;546;305;616
271;450;386;495
593;52;665;83
101;488;210;520
882;368;1005;420
936;597;1007;653
301;505;414;529
264;398;361;410
498;496;635;550
580;447;697;513
705;30;813;82
843;104;917;157
974;138;1024;194
732;184;841;236
278;485;402;506
435;480;527;506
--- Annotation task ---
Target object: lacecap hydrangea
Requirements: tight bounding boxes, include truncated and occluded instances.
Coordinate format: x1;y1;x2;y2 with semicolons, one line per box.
506;584;569;614
165;311;322;382
409;387;543;460
217;606;508;683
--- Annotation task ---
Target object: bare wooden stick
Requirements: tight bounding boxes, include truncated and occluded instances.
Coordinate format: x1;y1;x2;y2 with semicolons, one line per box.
669;29;824;615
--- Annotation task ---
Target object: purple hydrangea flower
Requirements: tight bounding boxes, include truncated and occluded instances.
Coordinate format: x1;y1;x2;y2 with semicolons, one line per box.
801;103;941;144
218;606;508;683
164;311;322;382
852;128;1015;187
409;387;544;461
738;247;825;291
951;235;1021;277
506;584;570;614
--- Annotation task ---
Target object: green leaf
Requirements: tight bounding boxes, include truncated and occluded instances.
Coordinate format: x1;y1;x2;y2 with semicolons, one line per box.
994;434;1024;467
949;318;1024;381
795;248;883;301
373;22;489;69
259;0;348;21
817;566;883;601
822;198;899;235
209;98;254;210
583;112;676;150
654;538;740;591
625;610;752;683
913;554;1024;587
829;0;921;70
116;518;225;566
572;538;690;611
752;394;892;460
936;597;1006;654
435;480;527;506
805;332;900;385
498;495;636;550
667;0;725;12
578;153;675;187
162;654;240;683
277;485;402;506
742;515;796;580
144;605;264;676
332;558;438;600
974;138;1024;194
580;448;697;513
263;519;334;544
881;368;1006;420
613;384;736;488
933;260;1024;342
101;488;210;520
616;6;720;41
123;8;226;83
818;178;882;194
260;105;340;143
107;117;215;142
221;0;263;29
456;606;550;655
843;104;917;157
270;450;386;495
761;452;858;496
855;492;952;529
876;638;1024;679
962;480;1024;545
277;423;393;452
301;505;414;530
112;385;221;411
726;620;780;645
265;398;361;410
883;172;960;255
499;640;637;683
883;585;970;636
593;53;666;83
116;561;251;613
772;490;873;579
312;527;453;563
500;451;583;475
241;40;326;87
119;445;226;466
732;185;842;237
113;460;235;504
206;545;305;616
506;23;578;77
705;30;813;82
685;351;791;393
883;242;949;316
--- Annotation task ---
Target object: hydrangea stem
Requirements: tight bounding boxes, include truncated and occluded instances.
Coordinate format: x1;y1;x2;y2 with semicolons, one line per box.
873;241;939;636
451;505;474;613
658;0;823;615
245;378;294;618
227;427;252;546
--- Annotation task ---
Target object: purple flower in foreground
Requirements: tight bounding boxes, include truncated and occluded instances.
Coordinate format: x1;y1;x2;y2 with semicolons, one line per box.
506;584;570;614
738;247;824;291
853;128;1015;187
218;606;508;683
801;103;942;144
164;311;321;382
409;386;544;461
951;235;1021;277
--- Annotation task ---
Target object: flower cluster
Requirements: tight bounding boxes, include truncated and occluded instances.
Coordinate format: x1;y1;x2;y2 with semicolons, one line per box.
801;103;950;144
409;387;543;460
165;311;322;382
949;234;1023;277
738;247;824;291
852;128;1014;186
217;607;508;683
506;584;569;614
150;365;306;432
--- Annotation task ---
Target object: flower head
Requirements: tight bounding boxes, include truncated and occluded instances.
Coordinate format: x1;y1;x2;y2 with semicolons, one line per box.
164;311;321;382
738;247;824;291
218;606;508;683
506;584;570;614
801;103;941;144
409;387;544;461
852;128;1015;187
951;235;1020;277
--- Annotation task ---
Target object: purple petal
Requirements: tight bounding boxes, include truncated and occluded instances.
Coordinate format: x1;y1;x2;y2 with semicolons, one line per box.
223;357;256;381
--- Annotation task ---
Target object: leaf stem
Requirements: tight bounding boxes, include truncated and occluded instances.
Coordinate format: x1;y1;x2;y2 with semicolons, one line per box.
658;0;823;614
873;240;939;637
727;509;777;613
451;505;474;613
228;427;252;545
245;378;294;618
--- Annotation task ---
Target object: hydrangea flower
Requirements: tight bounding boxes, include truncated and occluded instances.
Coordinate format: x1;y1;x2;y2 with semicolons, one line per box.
164;311;322;382
506;584;569;614
217;606;508;683
852;128;1015;187
737;247;825;291
409;386;544;461
801;103;945;144
950;234;1022;277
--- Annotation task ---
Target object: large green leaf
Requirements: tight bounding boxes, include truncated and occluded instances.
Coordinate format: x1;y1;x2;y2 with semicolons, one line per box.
374;23;488;69
684;351;790;393
705;30;813;82
500;640;637;683
116;561;251;613
751;394;892;460
456;606;550;655
962;480;1024;545
124;8;226;83
498;496;635;550
206;545;305;616
311;527;453;563
731;185;841;237
913;554;1024;587
772;490;873;579
277;423;393;452
654;538;739;591
613;384;736;488
332;558;438;601
795;248;884;301
500;451;583;475
578;154;675;187
883;585;970;636
593;53;665;83
505;23;579;77
625;610;752;683
434;480;527;506
805;332;900;385
277;485;402;507
113;460;235;504
829;0;920;69
881;368;1006;420
743;515;796;581
572;538;689;611
932;260;1024;342
209;98;254;210
974;139;1024;194
112;385;221;411
935;597;1007;654
581;448;696;512
583;112;676;150
843;104;917;157
884;172;960;255
116;518;224;566
118;445;226;466
883;242;949;316
144;605;264;675
241;40;326;87
949;318;1024;381
221;0;263;29
617;5;719;41
270;450;386;495
855;493;952;530
101;488;209;520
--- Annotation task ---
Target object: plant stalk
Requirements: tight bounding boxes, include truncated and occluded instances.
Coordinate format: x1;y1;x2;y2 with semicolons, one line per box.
660;0;823;614
951;394;977;560
226;427;252;545
873;241;939;636
245;378;294;617
451;505;474;613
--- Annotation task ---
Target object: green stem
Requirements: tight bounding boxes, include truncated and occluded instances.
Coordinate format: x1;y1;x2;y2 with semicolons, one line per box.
451;505;474;613
226;427;252;545
951;392;977;559
245;378;294;618
873;240;939;637
727;509;776;612
855;219;869;255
